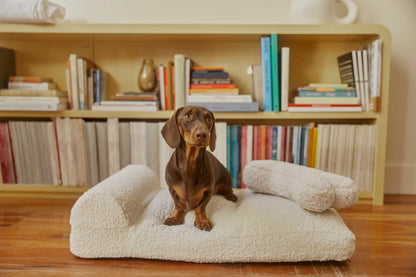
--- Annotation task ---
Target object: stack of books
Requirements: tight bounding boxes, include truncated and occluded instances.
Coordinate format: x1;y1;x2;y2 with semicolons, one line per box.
66;54;107;110
92;92;159;111
288;83;362;112
337;39;382;112
187;67;259;112
0;76;68;111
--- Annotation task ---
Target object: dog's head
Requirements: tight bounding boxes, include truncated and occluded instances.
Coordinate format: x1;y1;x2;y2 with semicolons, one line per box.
161;105;216;151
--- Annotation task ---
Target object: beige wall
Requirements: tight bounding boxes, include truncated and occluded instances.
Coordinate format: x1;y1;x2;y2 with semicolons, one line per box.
55;0;416;194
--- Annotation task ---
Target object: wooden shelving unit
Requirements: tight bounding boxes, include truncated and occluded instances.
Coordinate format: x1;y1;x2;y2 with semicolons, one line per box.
0;23;391;205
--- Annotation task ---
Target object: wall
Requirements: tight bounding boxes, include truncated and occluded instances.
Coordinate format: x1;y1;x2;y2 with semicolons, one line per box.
54;0;416;194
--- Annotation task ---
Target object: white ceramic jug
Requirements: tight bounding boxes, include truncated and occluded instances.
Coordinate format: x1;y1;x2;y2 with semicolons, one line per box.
290;0;358;24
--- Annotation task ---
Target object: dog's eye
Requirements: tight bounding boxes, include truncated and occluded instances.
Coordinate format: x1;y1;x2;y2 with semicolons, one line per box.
206;117;212;124
185;114;191;119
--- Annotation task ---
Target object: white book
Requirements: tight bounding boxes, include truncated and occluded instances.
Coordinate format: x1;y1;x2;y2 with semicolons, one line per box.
367;39;382;111
95;122;109;182
158;65;166;110
69;54;79;110
56;118;75;186
100;100;158;106
85;122;100;186
71;119;88;186
92;105;157;112
280;47;290;111
119;122;131;169
287;105;362;112
174;54;186;109
130;122;147;165
46;122;60;185
362;49;370;112
246;125;253;165
0;101;68;111
77;58;86;110
107;118;120;176
146;123;159;177
357;50;367;111
211;122;227;167
276;126;282;161
247;65;263;110
158;122;174;189
8;82;56;90
351;50;363;110
294;97;360;105
0;96;68;103
185;58;191;105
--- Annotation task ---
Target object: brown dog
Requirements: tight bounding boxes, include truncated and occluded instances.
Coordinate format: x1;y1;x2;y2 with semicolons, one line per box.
161;105;238;231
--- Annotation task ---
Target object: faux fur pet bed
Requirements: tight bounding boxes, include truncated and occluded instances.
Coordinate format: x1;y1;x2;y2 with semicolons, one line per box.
70;162;357;263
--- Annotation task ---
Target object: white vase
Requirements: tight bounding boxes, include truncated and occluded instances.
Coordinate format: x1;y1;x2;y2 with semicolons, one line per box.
290;0;358;24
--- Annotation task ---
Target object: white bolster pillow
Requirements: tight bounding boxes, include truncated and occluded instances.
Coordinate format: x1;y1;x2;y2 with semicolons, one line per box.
70;165;160;229
243;160;358;212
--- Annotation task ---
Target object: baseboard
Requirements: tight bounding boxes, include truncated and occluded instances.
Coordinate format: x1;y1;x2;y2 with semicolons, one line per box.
385;164;416;194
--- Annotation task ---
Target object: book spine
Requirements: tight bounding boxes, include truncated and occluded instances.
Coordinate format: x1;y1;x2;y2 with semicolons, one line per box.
191;71;229;79
174;54;186;109
280;47;290;111
270;34;280;112
261;36;272;111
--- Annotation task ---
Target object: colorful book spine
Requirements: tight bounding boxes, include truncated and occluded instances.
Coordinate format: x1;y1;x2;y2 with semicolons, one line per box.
270;34;280;112
261;36;272;111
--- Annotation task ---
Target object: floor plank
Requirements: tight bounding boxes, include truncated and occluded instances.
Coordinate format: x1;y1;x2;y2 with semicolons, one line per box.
0;195;415;276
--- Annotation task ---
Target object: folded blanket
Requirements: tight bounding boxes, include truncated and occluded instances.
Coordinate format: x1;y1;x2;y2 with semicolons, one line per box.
0;0;65;24
243;160;358;212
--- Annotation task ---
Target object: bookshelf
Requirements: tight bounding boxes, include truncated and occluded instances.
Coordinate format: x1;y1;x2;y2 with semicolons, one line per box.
0;24;390;205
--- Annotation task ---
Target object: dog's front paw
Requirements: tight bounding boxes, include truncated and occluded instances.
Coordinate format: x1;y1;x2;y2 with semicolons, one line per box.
164;216;184;226
194;218;213;231
225;193;238;202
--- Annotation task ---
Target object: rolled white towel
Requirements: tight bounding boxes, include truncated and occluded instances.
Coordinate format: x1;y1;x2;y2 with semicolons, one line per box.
0;0;66;24
243;160;358;212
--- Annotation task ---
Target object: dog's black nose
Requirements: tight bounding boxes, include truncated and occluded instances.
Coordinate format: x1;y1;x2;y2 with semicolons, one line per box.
195;130;208;140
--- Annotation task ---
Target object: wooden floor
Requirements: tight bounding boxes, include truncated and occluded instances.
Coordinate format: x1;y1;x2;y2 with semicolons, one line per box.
0;195;415;277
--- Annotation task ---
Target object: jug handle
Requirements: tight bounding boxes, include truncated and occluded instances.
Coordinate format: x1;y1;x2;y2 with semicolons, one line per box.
333;0;358;24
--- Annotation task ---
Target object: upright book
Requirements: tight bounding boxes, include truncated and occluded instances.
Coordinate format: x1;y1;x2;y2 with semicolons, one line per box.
261;37;272;111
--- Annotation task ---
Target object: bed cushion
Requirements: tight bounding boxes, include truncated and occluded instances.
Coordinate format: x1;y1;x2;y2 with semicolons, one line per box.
70;165;356;263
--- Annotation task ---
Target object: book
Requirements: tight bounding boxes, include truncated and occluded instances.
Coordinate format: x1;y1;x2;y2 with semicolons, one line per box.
188;94;252;103
261;36;272;111
280;47;290;111
166;61;174;110
84;122;100;186
191;78;233;84
174;54;186;109
270;34;280;112
230;125;241;188
95;122;109;181
9;76;52;83
0;101;68;111
130;122;147;165
189;88;239;94
111;92;158;101
293;96;360;105
0;47;16;89
107;118;121;176
8;82;55;90
362;49;370;112
191;71;229;79
190;84;236;89
0;96;68;103
119;122;132;169
68;54;79;110
0;89;68;97
158;65;166;110
298;90;356;97
211;122;227;168
186;102;259;112
99;100;158;106
287;103;362;112
357;50;368;111
367;39;382;112
247;64;263;110
91;105;158;112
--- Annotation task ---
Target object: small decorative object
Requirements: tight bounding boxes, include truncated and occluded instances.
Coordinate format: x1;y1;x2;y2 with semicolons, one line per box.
290;0;358;24
138;58;157;92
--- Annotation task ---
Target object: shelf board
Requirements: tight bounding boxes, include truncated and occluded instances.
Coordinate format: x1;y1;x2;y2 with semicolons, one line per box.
0;110;379;120
0;184;374;202
0;184;88;199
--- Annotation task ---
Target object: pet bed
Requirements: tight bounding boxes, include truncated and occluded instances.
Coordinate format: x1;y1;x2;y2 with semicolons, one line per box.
70;162;357;263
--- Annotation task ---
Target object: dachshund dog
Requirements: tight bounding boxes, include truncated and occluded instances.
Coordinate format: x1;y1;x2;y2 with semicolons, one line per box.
161;105;238;231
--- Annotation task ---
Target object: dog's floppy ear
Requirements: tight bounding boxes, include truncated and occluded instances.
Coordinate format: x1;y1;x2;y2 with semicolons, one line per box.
209;111;216;152
161;107;183;148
